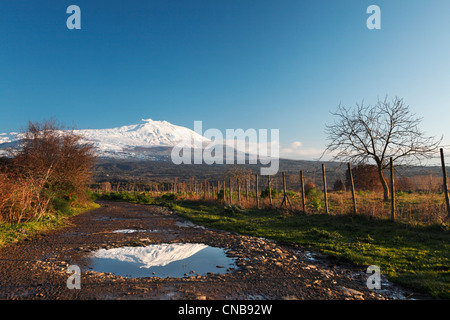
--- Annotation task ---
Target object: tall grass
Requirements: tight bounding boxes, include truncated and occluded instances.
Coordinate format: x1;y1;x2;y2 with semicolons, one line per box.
94;187;449;227
0;170;51;223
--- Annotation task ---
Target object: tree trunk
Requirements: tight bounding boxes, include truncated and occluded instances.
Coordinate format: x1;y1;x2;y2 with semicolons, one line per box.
376;161;390;201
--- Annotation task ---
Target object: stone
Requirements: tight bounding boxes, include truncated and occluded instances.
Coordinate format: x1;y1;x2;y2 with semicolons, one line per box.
339;286;364;297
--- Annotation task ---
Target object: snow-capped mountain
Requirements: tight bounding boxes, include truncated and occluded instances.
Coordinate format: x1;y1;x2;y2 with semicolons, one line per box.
77;118;209;159
0;119;209;160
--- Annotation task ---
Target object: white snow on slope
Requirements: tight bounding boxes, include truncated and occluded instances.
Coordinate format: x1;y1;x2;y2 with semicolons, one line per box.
0;132;21;145
77;118;208;153
0;118;209;159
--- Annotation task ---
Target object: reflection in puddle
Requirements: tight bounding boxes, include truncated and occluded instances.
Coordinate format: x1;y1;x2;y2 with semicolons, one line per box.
112;229;140;234
174;220;205;229
88;243;236;278
303;251;317;262
112;229;163;234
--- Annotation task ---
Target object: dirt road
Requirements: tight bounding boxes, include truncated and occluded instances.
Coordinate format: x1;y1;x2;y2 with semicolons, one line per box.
0;201;416;300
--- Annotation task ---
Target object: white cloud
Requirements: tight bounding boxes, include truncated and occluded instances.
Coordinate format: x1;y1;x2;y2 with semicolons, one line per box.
290;141;303;148
279;140;328;161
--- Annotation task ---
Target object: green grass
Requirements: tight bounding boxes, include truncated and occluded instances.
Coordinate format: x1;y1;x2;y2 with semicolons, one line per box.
0;202;100;248
95;191;450;299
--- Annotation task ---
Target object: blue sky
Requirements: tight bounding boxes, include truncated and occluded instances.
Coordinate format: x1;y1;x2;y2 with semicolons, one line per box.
1;0;450;160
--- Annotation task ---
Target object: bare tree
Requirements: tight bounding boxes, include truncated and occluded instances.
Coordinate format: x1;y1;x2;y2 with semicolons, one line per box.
225;165;253;183
324;96;442;201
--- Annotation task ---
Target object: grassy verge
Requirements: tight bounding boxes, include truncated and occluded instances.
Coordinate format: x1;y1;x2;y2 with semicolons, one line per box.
0;201;100;248
96;191;450;299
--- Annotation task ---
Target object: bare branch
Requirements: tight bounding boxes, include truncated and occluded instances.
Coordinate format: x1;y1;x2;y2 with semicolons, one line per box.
324;96;442;200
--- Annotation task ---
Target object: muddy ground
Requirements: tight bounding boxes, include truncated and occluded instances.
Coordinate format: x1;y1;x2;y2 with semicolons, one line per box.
0;200;422;300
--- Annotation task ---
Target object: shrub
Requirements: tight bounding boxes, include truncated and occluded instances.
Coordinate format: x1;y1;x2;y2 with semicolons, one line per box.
286;190;297;198
161;193;178;201
305;187;322;199
135;192;153;204
11;120;96;204
0;170;51;223
52;197;72;215
223;204;246;215
346;164;383;192
305;187;324;210
0;120;96;223
304;182;316;193
260;187;279;198
333;179;345;191
310;197;323;209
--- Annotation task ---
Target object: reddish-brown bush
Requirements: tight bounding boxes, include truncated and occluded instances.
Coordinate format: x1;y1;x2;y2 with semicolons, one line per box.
12;120;96;202
346;164;383;192
0;120;96;223
0;169;51;223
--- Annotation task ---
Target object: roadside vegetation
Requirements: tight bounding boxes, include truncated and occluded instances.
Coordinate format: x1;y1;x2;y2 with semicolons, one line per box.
94;190;450;299
0;120;98;247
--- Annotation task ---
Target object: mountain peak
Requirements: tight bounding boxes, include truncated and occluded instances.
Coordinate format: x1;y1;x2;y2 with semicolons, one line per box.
77;118;208;158
139;118;171;127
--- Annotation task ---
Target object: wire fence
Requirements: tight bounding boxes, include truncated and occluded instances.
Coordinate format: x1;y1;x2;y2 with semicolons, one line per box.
94;151;450;226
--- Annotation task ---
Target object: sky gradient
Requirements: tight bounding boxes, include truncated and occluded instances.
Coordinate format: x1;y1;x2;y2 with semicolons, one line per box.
1;0;450;161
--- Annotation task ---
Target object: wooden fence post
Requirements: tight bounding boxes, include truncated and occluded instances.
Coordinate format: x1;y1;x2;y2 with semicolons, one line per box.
300;170;306;213
268;175;273;206
256;174;260;209
204;180;207;200
440;148;450;221
322;164;329;214
237;178;241;204
390;157;395;222
208;182;211;199
217;180;220;201
348;162;357;216
280;172;292;209
223;179;226;202
229;177;232;204
246;177;249;201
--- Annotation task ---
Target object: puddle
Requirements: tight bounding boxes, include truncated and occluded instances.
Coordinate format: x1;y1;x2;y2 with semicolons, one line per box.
174;220;206;229
112;229;141;234
94;216;139;221
111;229;175;234
87;243;236;278
112;229;163;234
303;251;317;262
